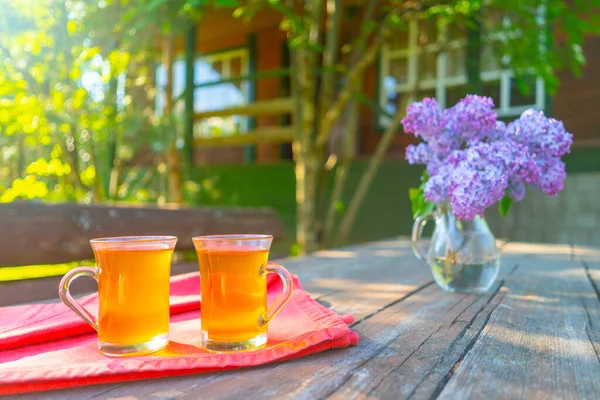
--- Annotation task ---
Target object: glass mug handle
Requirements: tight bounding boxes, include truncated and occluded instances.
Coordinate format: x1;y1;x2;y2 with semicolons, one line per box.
259;263;293;327
411;212;435;262
58;266;98;331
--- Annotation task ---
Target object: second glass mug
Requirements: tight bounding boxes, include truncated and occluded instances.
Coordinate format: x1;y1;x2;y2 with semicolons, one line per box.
59;236;177;357
192;234;293;352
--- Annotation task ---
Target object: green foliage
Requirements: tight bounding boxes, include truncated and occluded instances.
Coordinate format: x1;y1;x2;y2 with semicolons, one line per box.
498;193;512;217
408;172;434;219
0;0;187;204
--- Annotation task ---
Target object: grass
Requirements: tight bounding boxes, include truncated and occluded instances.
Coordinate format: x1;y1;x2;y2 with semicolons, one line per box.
0;261;91;282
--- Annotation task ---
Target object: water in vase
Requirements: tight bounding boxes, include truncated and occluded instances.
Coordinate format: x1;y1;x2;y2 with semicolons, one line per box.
430;256;500;293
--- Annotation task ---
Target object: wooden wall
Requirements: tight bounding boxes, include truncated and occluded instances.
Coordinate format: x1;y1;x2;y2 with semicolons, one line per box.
552;35;600;147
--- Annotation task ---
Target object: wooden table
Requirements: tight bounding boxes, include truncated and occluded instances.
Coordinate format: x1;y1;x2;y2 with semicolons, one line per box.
10;238;600;399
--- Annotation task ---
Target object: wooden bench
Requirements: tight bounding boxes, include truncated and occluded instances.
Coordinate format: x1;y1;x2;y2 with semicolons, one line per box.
0;202;285;306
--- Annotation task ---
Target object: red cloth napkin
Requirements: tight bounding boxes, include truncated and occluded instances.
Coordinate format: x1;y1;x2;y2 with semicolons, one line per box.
0;265;358;395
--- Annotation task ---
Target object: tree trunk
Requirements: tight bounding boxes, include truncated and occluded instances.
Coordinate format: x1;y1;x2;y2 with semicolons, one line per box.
293;143;318;254
162;37;184;204
105;2;122;200
292;30;319;254
167;148;183;203
322;94;359;248
312;0;341;246
336;23;434;245
107;64;120;200
319;0;379;248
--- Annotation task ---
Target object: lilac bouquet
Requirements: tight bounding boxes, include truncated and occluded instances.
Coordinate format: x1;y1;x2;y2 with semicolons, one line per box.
403;95;573;220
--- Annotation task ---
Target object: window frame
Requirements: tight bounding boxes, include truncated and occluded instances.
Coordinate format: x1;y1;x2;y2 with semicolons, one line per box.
156;46;251;137
378;18;545;127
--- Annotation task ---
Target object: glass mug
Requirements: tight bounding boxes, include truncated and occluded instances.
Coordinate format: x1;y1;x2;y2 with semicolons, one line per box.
58;236;177;356
192;234;293;352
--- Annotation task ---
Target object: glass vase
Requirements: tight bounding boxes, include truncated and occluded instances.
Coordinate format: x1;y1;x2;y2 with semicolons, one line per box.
411;203;500;293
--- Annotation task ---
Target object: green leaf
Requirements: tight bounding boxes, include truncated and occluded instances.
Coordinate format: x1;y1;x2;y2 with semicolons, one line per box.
422;201;434;217
408;187;420;216
409;171;433;219
498;194;512;217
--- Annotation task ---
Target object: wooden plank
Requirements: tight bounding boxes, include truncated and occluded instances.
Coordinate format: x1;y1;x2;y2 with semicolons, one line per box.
0;202;284;267
326;286;507;400
575;244;600;359
193;97;293;119
437;243;600;399
574;244;600;290
194;127;295;147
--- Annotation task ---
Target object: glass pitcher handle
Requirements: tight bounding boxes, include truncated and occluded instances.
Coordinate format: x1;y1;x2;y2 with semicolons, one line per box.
58;266;98;331
411;212;434;262
259;263;293;327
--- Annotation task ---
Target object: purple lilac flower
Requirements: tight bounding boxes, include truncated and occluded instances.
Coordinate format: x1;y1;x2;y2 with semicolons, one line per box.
424;154;447;178
405;143;431;165
507;109;573;158
401;98;443;142
483;121;507;142
442;95;497;145
534;158;567;196
427;130;461;157
491;140;538;185
508;181;526;202
401;95;572;220
424;167;452;204
447;143;508;220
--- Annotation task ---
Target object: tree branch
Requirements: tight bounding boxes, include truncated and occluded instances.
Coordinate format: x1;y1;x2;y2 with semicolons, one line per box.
322;79;361;248
317;0;341;122
349;0;381;64
312;0;341;244
315;0;436;150
318;0;381;247
337;25;429;244
315;23;388;150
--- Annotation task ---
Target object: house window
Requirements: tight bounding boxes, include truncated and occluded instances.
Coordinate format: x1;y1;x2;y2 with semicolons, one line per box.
379;18;545;126
156;48;250;137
